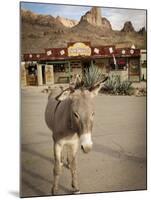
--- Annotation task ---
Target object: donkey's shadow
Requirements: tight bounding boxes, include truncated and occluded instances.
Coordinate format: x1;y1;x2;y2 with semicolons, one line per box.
21;145;71;196
93;143;146;163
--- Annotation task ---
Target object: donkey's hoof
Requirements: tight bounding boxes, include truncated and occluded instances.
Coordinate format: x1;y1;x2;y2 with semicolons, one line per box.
51;187;58;196
73;190;80;194
67;163;71;169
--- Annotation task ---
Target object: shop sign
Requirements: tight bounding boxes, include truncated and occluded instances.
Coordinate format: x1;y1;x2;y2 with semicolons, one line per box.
68;42;91;57
45;65;54;84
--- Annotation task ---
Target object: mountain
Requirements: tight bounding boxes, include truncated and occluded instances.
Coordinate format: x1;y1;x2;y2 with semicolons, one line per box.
56;16;78;27
21;9;64;28
138;27;146;35
79;7;102;27
121;21;135;32
102;17;112;30
79;7;112;30
21;8;146;54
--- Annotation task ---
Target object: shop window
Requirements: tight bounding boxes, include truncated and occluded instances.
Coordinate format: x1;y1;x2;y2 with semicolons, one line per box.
141;60;147;68
70;61;81;68
129;60;140;74
54;64;66;72
129;58;140;82
109;58;127;71
26;64;38;86
28;64;37;75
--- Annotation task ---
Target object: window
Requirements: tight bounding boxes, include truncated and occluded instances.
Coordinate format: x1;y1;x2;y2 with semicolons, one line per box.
129;58;140;82
28;64;37;75
53;64;66;72
70;60;81;68
109;58;127;71
129;59;140;74
141;60;147;68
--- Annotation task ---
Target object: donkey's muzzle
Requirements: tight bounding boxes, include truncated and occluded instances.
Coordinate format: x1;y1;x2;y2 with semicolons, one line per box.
81;144;92;153
80;133;93;153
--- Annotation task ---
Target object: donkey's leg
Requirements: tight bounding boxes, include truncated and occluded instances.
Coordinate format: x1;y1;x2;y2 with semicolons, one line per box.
52;143;62;195
69;142;80;194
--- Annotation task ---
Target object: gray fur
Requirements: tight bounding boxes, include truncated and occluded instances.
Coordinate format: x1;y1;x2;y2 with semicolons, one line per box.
45;79;106;195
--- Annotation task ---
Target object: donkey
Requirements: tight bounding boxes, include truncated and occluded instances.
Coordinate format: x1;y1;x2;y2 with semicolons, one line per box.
45;77;107;195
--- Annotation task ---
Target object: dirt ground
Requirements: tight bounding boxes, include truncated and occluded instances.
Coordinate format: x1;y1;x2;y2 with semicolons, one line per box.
20;88;147;197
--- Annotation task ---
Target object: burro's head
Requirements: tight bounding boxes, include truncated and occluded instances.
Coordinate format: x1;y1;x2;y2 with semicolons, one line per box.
56;77;108;153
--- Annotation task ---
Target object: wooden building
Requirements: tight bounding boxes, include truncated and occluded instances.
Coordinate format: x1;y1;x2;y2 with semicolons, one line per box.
21;42;142;86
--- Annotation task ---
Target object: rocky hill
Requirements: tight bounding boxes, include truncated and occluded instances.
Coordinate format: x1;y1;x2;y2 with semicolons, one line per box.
102;17;112;30
21;9;64;28
79;7;102;27
21;8;146;54
121;21;135;32
138;27;146;35
56;16;78;27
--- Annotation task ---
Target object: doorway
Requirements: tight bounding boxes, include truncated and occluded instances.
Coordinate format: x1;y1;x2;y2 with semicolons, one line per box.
42;65;46;84
26;64;38;86
128;58;140;82
82;60;91;73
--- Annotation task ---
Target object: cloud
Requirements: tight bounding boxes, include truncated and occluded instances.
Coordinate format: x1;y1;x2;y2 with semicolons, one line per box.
102;8;146;31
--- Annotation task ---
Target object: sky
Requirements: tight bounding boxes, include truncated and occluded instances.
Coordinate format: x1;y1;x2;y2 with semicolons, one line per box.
20;2;146;31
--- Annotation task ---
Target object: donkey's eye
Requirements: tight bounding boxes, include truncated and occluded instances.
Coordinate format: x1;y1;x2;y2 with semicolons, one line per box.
92;112;95;116
91;112;95;119
74;112;79;119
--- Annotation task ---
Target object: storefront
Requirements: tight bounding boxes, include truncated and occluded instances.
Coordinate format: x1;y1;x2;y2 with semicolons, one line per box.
21;42;142;86
140;49;147;81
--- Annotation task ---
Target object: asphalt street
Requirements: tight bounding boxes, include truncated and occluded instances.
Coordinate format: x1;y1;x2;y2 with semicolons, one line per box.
21;88;147;197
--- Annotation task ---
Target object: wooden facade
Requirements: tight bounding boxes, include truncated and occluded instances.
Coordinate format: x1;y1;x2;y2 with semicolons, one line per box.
21;42;142;86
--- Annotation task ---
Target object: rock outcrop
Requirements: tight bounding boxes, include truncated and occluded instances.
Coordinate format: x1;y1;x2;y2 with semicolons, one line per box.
121;21;135;32
138;27;146;35
21;8;146;54
21;9;64;28
56;16;78;27
102;17;112;30
79;7;102;27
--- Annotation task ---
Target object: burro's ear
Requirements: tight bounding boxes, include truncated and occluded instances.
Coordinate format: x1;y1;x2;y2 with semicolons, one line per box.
89;76;108;98
56;88;74;101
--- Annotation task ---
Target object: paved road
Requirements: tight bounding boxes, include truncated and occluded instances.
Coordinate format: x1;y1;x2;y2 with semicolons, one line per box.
21;89;147;197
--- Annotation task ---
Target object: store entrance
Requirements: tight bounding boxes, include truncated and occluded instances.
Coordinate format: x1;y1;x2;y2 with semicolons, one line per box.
53;62;70;83
129;58;140;82
26;64;38;86
82;60;91;73
42;65;46;84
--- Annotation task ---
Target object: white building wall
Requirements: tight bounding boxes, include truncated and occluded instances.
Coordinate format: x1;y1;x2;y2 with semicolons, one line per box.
140;49;147;80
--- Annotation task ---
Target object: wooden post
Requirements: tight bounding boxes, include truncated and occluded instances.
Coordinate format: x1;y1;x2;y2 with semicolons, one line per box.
37;64;43;86
21;61;27;87
68;61;71;82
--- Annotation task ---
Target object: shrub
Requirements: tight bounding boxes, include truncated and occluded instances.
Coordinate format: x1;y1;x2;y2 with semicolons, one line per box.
82;64;104;88
102;74;134;95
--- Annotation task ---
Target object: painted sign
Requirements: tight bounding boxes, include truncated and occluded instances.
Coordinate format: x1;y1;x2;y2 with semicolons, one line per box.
68;42;91;57
45;65;54;85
